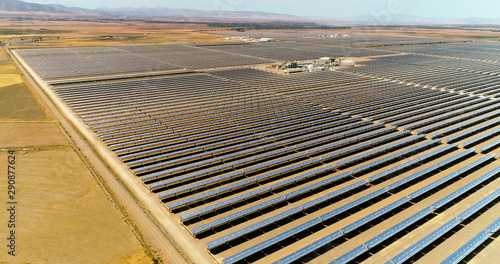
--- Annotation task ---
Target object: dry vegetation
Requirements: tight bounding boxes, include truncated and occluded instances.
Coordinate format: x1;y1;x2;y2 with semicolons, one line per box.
0;19;228;47
0;50;48;120
0;47;154;264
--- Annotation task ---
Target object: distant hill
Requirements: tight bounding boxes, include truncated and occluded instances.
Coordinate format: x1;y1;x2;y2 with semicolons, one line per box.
0;0;71;13
1;0;499;25
96;7;300;21
45;4;105;15
0;0;104;15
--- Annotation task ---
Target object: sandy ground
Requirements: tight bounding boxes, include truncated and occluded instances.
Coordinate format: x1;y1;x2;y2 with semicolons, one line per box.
0;53;48;121
0;148;151;264
0;122;69;148
0;19;228;47
0;47;153;264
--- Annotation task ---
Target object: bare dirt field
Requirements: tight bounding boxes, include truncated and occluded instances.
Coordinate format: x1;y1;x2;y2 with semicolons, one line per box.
0;122;68;148
0;51;48;120
0;47;154;264
0;19;228;47
0;148;152;264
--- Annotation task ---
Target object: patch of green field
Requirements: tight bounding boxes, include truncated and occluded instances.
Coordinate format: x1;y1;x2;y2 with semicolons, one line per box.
93;38;119;41
462;35;499;39
0;28;71;35
126;36;145;40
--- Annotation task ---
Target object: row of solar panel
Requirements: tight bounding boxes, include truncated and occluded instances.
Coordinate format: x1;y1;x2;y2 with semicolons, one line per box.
379;42;500;61
48;69;195;86
84;96;295;129
295;82;402;102
405;99;500;132
382;95;482;125
437;74;498;90
72;86;282;118
92;104;307;138
55;74;228;94
228;154;497;264
480;139;500;154
431;109;500;139
124;113;349;166
446;118;500;143
17;47;183;79
376;95;473;123
343;88;439;115
82;100;289;131
348;136;432;176
288;80;400;102
483;87;500;96
208;68;365;92
137;116;359;178
360;92;453;118
443;77;500;92
287;79;386;98
342;60;498;91
156;125;394;199
109;110;337;151
83;93;295;124
439;77;487;90
460;81;500;94
63;82;263;111
347;88;444;113
186;131;413;235
99;103;325;141
55;75;250;103
388;187;500;264
207;139;442;251
178;131;412;223
364;144;458;183
308;85;421;112
70;89;275;117
146;120;375;189
462;128;500;149
415;103;500;135
172;133;427;214
113;110;338;154
341;62;467;84
440;216;500;264
273;155;497;264
390;97;490;127
92;99;302;133
136;117;368;178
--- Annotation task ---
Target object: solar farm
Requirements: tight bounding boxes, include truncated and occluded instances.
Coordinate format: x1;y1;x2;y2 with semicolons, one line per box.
13;33;500;264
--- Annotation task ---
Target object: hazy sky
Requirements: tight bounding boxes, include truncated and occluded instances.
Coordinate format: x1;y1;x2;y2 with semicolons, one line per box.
22;0;500;19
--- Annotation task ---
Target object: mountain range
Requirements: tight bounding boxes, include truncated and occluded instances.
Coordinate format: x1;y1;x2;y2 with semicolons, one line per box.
1;0;500;25
0;0;299;21
0;0;71;13
96;7;299;21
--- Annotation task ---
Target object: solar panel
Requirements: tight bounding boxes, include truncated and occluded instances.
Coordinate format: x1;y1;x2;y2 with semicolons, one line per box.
462;128;500;148
392;189;500;264
441;230;491;264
